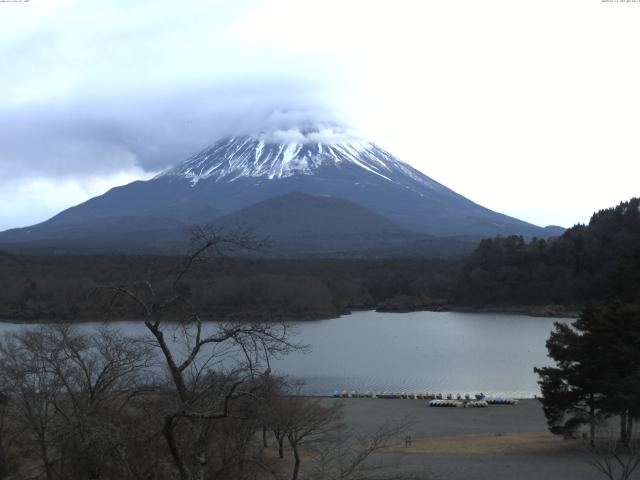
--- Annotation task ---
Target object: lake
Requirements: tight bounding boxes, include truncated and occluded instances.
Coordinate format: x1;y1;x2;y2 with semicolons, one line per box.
0;310;569;398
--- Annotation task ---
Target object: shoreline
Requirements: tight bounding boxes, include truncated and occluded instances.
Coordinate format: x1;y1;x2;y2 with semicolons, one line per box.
304;394;539;401
376;303;580;319
0;304;580;324
432;304;579;319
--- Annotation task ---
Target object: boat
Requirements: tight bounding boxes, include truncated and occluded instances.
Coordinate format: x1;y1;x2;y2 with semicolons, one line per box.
486;397;518;405
428;399;462;407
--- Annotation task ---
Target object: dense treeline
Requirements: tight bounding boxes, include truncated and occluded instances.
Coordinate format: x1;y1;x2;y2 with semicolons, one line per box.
4;197;639;322
452;198;640;308
0;252;457;322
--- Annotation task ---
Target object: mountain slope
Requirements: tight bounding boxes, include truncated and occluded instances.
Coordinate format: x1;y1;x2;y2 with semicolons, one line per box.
0;128;563;253
214;192;404;237
0;216;187;252
212;192;477;258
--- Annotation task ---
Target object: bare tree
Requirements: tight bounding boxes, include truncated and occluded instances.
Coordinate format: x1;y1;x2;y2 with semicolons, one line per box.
38;325;154;412
109;226;301;480
262;383;412;480
283;396;343;480
0;325;155;480
255;374;287;452
584;435;640;480
0;389;16;479
307;419;411;480
0;328;65;480
0;226;424;480
263;388;344;479
43;325;155;479
264;381;292;460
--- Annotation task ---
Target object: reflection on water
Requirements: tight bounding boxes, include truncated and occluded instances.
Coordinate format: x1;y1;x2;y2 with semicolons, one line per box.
0;310;569;398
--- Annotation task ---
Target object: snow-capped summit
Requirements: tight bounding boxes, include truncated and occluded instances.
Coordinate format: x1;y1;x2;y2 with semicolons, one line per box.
0;122;565;253
158;133;441;195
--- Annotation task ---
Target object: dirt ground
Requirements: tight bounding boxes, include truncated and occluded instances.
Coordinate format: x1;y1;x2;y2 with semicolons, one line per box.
318;398;611;480
383;431;577;456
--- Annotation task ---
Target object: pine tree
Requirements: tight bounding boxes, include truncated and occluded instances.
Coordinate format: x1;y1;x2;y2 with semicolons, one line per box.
535;302;640;444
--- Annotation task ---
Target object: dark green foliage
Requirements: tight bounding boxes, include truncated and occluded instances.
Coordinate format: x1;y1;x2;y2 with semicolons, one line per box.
535;303;640;443
0;254;458;322
535;308;604;440
454;198;640;307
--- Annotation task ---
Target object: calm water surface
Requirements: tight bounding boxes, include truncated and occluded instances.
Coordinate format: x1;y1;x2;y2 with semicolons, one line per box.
0;310;569;398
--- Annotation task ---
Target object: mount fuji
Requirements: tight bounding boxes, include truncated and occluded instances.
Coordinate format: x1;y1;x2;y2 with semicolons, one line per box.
0;127;563;256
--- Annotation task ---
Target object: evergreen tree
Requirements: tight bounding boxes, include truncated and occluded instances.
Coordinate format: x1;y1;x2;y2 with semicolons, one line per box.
535;308;603;444
592;303;640;445
454;197;640;307
535;303;640;444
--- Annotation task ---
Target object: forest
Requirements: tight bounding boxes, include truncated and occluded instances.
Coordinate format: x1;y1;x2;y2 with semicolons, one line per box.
0;251;457;322
452;198;640;308
2;198;639;322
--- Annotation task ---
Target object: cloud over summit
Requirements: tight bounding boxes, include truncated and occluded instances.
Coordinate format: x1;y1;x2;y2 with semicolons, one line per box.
2;0;640;231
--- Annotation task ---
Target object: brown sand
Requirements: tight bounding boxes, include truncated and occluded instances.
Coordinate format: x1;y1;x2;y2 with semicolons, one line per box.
383;431;580;456
315;397;601;479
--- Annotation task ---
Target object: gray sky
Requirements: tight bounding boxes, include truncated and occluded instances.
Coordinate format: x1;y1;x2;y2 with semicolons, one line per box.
1;0;639;231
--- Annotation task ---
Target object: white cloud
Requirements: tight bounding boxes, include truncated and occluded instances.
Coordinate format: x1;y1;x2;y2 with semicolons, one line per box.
1;0;639;230
0;168;156;231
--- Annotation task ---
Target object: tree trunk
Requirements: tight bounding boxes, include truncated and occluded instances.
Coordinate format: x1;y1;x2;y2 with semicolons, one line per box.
163;415;191;480
277;436;284;459
620;411;629;446
146;324;188;400
195;437;207;480
39;438;54;480
589;394;595;447
627;414;633;444
291;442;300;480
262;425;268;448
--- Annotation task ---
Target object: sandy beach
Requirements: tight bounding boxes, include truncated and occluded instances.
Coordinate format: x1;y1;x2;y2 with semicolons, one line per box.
321;398;605;480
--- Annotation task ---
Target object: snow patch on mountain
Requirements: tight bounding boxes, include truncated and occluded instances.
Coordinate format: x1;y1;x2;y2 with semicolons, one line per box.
157;126;444;196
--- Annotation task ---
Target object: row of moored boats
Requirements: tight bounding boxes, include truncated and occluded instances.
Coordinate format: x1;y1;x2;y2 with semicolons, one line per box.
332;390;519;405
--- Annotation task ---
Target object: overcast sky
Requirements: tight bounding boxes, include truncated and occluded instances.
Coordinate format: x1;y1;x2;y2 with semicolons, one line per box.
1;0;639;231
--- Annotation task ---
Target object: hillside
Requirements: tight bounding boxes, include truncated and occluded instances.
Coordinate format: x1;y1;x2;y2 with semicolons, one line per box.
0;129;563;255
214;192;404;237
452;197;640;307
